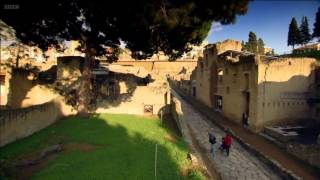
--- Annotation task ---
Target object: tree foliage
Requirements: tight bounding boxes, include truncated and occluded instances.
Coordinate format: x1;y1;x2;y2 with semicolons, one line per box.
247;31;258;53
257;38;264;55
0;0;250;60
242;32;265;54
313;7;320;41
0;0;250;114
288;17;301;49
299;16;311;45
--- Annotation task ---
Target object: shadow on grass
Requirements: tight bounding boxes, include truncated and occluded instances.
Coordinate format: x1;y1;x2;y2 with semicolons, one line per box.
0;114;202;180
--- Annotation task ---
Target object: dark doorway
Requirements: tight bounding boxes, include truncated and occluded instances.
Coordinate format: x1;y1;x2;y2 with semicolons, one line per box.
164;92;168;105
245;92;250;114
192;87;196;97
215;95;223;110
242;92;250;126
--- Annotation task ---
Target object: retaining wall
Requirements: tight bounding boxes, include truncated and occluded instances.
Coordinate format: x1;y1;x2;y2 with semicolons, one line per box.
0;98;74;147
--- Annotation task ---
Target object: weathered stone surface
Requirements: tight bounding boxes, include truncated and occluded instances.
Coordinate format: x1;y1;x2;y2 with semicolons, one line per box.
190;39;317;132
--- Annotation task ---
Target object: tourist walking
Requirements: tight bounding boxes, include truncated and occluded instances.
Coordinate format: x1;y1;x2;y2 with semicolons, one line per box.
221;131;233;156
208;128;217;159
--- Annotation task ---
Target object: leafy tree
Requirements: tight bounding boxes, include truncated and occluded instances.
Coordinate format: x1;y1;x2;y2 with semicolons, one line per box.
257;38;265;54
313;7;320;41
247;32;258;53
288;17;301;49
300;16;311;45
0;0;250;114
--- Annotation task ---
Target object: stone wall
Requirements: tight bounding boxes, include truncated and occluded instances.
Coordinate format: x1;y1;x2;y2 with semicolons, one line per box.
0;98;75;147
7;69;59;109
170;94;195;155
256;58;316;128
192;39;243;109
170;96;186;137
0;65;11;106
95;84;169;115
212;39;242;55
95;61;197;115
188;39;317;132
113;60;197;80
214;56;259;129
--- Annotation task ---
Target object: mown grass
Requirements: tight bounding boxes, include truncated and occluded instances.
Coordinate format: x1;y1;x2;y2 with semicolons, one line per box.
0;114;204;180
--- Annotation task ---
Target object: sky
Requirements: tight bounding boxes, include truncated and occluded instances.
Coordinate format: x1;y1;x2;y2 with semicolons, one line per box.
206;0;320;54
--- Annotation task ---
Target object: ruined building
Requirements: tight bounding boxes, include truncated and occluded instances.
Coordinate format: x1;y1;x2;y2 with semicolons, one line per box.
188;39;319;132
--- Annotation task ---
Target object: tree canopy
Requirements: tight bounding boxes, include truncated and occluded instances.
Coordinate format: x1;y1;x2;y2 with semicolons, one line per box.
313;7;320;41
1;0;251;114
257;38;264;55
299;16;311;45
288;17;301;49
1;0;250;60
246;31;258;53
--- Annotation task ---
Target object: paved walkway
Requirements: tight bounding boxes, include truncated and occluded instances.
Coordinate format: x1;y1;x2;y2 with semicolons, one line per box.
171;84;319;180
172;90;281;180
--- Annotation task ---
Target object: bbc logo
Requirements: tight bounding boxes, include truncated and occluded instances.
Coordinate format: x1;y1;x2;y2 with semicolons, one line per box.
4;4;19;10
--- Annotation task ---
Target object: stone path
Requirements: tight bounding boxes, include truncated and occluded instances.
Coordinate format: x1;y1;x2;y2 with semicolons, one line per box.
171;90;281;180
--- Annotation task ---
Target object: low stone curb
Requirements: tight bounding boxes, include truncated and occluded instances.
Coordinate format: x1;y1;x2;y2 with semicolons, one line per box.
170;84;302;180
171;95;222;180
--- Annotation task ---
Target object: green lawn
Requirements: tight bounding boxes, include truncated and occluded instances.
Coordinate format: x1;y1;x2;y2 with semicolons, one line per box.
0;114;204;180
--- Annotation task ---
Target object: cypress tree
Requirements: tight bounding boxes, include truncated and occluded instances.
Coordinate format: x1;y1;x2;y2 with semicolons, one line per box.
300;16;311;45
288;17;301;49
257;38;265;54
247;31;258;53
313;7;320;42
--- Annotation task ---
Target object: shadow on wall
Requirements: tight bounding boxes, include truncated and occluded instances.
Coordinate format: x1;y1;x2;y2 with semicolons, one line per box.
0;114;191;179
6;63;156;114
258;73;317;127
170;67;319;131
0;97;74;147
7;68;37;108
89;66;155;111
37;65;57;84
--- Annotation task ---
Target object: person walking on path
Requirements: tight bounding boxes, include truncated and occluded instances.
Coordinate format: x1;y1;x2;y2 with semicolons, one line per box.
208;128;217;159
222;131;233;156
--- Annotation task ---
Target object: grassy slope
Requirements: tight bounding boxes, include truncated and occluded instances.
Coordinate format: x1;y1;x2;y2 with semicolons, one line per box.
0;114;204;180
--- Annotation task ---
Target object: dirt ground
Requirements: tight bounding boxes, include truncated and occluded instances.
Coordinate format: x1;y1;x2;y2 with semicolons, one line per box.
15;142;98;180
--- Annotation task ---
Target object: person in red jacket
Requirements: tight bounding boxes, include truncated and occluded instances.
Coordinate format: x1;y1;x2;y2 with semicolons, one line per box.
222;132;232;156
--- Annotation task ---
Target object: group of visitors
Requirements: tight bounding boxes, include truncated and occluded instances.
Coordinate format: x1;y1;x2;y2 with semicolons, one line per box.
208;128;233;159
